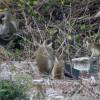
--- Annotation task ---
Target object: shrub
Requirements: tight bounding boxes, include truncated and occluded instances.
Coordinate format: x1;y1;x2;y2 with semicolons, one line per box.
0;80;27;100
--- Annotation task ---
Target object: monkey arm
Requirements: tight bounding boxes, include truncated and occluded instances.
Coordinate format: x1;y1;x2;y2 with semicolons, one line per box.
0;25;9;36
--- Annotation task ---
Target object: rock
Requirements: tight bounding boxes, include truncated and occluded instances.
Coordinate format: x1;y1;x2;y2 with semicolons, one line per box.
46;88;64;100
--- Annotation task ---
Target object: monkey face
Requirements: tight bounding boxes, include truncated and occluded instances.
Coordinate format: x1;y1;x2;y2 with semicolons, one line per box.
0;12;11;23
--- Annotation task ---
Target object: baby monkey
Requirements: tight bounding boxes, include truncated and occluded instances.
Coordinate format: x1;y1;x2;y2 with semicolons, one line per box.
83;36;100;57
51;56;64;79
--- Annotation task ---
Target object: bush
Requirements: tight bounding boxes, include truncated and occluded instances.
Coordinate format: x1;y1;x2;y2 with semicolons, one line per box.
0;80;27;100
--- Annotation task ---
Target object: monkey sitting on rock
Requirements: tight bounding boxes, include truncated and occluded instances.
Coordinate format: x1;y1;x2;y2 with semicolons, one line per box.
51;56;64;79
35;41;55;76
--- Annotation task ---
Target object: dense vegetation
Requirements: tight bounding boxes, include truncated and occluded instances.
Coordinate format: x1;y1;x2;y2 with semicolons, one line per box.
0;0;100;60
0;80;27;100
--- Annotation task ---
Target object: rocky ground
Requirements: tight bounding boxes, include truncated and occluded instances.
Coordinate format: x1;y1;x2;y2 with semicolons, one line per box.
0;60;100;100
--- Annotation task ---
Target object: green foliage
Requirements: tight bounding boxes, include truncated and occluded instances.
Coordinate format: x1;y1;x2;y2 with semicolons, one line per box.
13;0;38;7
48;0;70;5
9;0;99;59
15;74;33;91
14;49;22;60
13;0;38;16
0;80;27;100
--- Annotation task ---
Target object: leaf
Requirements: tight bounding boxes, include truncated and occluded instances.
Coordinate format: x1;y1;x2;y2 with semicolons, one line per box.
0;89;8;93
67;34;72;40
48;28;57;35
60;0;65;5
